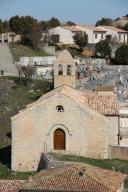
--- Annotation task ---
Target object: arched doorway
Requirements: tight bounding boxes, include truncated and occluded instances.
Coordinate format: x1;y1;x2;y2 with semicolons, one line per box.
54;129;65;150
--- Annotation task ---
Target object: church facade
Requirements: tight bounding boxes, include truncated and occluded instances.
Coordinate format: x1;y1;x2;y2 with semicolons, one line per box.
11;50;119;172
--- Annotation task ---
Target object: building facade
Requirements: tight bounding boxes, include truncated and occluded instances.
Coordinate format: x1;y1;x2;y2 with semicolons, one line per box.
11;50;126;172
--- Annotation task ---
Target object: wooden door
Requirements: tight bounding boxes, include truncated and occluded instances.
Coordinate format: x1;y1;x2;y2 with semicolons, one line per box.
54;129;65;150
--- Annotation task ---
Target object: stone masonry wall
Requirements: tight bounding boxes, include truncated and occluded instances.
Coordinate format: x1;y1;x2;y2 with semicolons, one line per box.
11;93;109;172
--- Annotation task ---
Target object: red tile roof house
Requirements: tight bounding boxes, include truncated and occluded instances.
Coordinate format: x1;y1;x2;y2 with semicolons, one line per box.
0;164;125;192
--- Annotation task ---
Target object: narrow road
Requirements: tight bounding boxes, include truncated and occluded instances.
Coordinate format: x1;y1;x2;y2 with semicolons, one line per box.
0;43;18;76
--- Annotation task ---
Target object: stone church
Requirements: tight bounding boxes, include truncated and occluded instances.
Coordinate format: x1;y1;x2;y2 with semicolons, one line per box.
11;50;121;172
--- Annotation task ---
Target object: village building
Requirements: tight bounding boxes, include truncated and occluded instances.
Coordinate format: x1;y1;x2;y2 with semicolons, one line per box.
97;25;128;44
75;25;106;44
11;50;128;172
0;32;21;43
48;26;82;44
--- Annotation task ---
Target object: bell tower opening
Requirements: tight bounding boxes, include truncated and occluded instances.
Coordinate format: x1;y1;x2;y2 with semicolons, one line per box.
54;50;76;89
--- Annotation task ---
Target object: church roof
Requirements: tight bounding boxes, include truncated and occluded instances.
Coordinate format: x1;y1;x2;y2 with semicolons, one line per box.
84;93;118;116
19;164;126;192
12;84;119;119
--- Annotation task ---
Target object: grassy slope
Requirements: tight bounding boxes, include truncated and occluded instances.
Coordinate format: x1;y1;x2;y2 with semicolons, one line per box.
9;43;49;61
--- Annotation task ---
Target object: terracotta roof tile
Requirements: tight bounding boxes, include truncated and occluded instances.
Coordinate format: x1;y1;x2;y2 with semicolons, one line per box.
99;26;127;33
12;85;119;119
20;164;126;192
62;26;82;32
84;93;119;115
76;25;106;32
0;180;25;192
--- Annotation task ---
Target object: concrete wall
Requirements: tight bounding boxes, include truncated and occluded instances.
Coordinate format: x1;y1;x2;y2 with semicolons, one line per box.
109;145;128;160
19;56;56;66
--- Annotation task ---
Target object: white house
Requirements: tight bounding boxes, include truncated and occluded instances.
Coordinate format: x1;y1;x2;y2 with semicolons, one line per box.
75;25;106;44
48;26;82;44
0;32;21;43
97;25;128;44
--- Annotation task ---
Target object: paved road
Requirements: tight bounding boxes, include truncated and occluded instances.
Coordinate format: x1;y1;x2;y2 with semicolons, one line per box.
0;43;18;76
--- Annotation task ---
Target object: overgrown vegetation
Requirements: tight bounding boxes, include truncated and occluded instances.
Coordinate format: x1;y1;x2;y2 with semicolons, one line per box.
9;43;48;61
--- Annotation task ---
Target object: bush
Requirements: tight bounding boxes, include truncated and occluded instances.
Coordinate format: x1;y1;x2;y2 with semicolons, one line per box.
115;45;128;65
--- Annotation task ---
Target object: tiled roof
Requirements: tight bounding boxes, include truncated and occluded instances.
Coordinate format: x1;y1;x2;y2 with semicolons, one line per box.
84;93;118;115
62;26;82;32
96;85;114;92
99;25;127;33
12;84;119;119
19;164;126;192
76;25;106;32
0;180;25;192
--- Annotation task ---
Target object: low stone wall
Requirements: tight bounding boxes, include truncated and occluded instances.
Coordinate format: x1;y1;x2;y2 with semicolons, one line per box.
109;145;128;160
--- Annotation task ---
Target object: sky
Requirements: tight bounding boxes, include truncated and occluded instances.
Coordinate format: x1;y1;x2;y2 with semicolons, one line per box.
0;0;127;25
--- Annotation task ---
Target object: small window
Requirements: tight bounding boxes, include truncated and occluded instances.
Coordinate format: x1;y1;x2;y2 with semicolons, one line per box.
95;34;97;39
119;34;121;40
56;105;64;112
67;65;72;76
101;34;103;39
58;64;63;75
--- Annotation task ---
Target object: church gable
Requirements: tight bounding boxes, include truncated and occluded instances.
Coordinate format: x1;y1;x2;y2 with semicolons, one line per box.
11;84;110;171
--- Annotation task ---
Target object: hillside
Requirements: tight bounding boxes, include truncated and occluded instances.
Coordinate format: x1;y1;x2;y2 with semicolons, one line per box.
9;43;49;62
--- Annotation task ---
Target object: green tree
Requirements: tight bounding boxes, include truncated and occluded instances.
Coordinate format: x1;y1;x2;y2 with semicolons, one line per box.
9;15;38;35
115;45;128;65
95;17;113;26
40;17;60;31
65;21;76;26
0;19;3;33
73;32;88;50
48;17;60;28
95;40;111;58
124;23;128;31
9;15;23;34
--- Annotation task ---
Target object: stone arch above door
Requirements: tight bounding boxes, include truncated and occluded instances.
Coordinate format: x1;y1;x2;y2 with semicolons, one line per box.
46;124;72;136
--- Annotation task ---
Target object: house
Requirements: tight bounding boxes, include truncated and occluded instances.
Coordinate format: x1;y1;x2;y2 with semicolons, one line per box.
0;32;21;43
75;24;106;44
11;50;126;172
18;164;127;192
97;26;128;44
48;26;82;44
